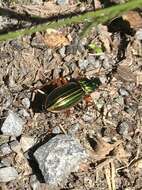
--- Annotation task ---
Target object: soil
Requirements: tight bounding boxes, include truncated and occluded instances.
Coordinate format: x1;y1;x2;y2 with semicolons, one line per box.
0;0;142;190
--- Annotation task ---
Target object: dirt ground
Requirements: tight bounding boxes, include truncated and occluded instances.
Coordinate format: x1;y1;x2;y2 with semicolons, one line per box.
0;0;142;190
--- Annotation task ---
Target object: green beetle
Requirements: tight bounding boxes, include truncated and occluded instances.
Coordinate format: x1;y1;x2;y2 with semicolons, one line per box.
45;78;101;112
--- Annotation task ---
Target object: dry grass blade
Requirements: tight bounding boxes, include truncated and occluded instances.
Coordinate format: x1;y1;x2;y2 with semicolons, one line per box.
104;161;116;190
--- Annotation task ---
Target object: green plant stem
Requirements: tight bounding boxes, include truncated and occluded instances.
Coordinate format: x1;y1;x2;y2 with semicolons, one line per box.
0;0;142;41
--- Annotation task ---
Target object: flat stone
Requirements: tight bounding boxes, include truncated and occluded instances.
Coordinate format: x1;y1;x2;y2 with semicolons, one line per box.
34;135;88;189
1;111;25;137
0;167;18;182
20;135;35;152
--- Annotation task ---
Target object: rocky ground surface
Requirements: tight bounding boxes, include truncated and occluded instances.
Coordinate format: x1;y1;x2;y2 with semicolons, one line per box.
0;0;142;190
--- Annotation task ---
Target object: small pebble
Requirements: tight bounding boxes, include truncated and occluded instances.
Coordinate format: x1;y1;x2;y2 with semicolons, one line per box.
30;175;41;190
117;121;130;136
82;111;95;122
59;46;66;58
34;135;88;188
20;136;35;152
115;96;124;106
87;55;96;65
52;126;62;134
102;60;112;70
19;109;30;117
135;29;142;40
1;111;25;137
99;75;107;84
0;167;18;182
68;123;80;136
56;0;69;5
22;97;30;109
9;140;21;153
78;59;89;70
119;87;129;96
0;143;12;156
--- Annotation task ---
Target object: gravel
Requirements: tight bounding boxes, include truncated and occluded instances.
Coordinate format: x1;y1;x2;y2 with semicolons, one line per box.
1;111;25;137
0;167;18;182
34;134;88;189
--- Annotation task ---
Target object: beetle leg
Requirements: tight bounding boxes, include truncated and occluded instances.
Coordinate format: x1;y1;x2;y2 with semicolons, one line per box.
84;95;93;105
52;77;68;87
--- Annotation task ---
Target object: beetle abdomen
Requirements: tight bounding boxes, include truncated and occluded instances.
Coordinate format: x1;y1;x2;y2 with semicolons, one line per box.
45;82;85;112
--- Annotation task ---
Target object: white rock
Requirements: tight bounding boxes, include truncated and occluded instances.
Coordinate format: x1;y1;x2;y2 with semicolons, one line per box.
22;98;30;109
20;136;35;152
0;167;18;182
135;29;142;40
1;111;25;137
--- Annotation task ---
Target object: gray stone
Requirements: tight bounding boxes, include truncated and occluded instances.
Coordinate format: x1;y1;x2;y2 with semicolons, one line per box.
0;143;12;156
0;167;18;182
78;59;89;70
82;111;95;122
1;111;25;137
56;0;69;5
59;46;66;58
34;135;88;188
52;126;62;134
117;121;129;136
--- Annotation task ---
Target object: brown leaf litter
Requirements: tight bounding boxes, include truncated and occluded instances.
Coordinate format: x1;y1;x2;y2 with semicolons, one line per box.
43;29;71;48
122;11;142;29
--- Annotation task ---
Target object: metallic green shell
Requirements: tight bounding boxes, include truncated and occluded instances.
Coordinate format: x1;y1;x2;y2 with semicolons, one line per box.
78;78;101;94
45;78;101;112
45;82;85;112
